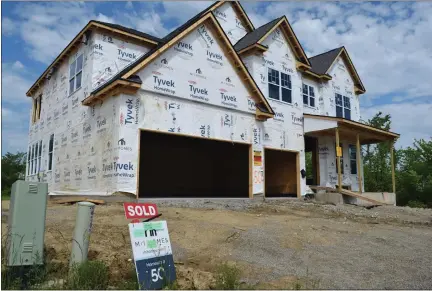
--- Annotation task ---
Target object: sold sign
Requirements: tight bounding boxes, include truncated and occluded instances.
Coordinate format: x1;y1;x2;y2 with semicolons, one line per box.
123;203;158;219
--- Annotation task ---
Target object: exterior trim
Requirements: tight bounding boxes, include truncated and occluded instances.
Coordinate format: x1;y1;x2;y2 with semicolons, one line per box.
26;21;159;97
304;114;400;139
257;17;311;67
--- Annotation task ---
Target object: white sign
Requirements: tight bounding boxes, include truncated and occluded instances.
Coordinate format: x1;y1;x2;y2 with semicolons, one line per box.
128;220;173;261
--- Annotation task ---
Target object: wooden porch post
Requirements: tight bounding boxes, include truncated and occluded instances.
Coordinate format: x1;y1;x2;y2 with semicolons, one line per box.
356;134;362;193
390;141;396;193
335;128;342;191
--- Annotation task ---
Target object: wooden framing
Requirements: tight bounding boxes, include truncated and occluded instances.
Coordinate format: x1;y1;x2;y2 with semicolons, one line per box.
390;142;396;193
315;138;320;185
256;17;310;67
263;147;301;198
335;128;342;192
324;47;366;94
356;133;362;193
249;146;253;199
82;79;141;105
26;21;159;97
229;2;255;32
304;114;400;143
237;43;268;55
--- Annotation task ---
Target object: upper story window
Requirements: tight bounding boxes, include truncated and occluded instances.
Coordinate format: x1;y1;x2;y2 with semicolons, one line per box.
268;68;292;103
32;94;43;124
302;84;315;107
69;54;83;95
335;94;351;120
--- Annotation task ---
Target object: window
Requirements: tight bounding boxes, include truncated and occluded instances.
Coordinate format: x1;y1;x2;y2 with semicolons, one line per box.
69;54;83;95
27;140;42;175
268;68;292;103
349;145;357;175
335;94;351;120
48;134;54;171
302;84;315;107
32;94;43;124
335;143;343;174
27;146;31;176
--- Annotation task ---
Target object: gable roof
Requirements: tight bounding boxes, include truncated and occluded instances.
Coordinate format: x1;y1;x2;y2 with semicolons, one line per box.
84;11;275;118
308;47;343;75
308;46;366;93
234;17;282;52
234;16;311;67
26;20;161;97
92;20;163;43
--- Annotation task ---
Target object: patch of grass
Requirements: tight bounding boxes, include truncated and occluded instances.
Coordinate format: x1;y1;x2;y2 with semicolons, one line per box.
213;262;242;290
407;200;427;208
67;260;109;290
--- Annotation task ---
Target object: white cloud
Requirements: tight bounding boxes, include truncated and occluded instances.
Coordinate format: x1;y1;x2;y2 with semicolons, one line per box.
2;63;33;105
2;17;17;35
12;61;24;70
244;2;432;102
362;103;432;148
1;63;33;154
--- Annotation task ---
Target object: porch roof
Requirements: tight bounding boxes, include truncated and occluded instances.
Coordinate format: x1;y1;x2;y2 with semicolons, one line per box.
304;114;400;145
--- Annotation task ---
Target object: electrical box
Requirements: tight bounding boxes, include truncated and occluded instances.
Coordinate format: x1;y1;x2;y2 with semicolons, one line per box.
7;180;48;266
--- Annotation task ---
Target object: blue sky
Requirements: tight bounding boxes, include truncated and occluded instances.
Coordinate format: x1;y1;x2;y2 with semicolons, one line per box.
2;1;431;154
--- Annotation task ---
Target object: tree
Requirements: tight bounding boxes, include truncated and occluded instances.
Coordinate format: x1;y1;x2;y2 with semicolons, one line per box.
1;152;26;198
396;139;432;207
363;111;432;207
363;112;393;192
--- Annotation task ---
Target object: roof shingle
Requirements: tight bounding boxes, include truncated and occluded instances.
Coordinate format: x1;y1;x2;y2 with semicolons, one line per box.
234;17;282;52
308;47;343;75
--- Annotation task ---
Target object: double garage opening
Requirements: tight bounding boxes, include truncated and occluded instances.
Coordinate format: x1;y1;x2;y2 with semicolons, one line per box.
138;130;299;198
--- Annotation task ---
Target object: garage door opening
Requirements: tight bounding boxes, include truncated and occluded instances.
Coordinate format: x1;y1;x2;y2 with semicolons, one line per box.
138;130;250;198
264;148;298;198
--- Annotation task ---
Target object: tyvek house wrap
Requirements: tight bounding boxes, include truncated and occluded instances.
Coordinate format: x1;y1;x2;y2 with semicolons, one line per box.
112;22;306;196
26;30;151;195
315;56;363;191
213;2;249;44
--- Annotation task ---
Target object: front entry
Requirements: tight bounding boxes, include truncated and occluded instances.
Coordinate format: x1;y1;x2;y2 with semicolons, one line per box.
304;136;319;186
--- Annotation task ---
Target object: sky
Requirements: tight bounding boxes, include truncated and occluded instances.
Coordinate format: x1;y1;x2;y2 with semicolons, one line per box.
1;1;431;154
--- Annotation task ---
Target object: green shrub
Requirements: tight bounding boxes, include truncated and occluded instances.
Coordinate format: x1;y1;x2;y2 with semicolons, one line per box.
213;262;241;290
67;260;109;290
407;200;427;208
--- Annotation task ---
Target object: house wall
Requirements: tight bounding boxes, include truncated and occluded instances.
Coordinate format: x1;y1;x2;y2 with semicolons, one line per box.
91;29;151;89
115;21;308;196
320;56;361;121
239;27;307;195
25;29;149;195
317;136;364;192
213;2;249;45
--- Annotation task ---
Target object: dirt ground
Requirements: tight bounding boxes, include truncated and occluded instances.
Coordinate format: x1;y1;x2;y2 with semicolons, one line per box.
2;199;432;289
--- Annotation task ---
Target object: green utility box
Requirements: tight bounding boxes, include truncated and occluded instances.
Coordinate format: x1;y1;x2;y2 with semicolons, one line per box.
7;180;48;266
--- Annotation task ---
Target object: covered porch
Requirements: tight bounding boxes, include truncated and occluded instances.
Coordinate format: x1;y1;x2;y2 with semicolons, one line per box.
303;114;400;205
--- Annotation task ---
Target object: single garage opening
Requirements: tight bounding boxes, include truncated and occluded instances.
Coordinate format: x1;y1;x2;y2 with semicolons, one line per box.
265;148;298;198
139;130;250;198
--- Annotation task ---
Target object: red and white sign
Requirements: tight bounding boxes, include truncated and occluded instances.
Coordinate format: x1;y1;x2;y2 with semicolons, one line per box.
123;203;158;219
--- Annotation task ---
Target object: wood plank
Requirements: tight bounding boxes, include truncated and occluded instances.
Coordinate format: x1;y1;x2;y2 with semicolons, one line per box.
356;133;362;193
390;142;396;193
53;198;105;205
339;189;392;205
335;128;342;191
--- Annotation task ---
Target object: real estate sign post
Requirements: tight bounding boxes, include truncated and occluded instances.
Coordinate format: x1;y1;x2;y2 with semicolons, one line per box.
128;218;176;289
